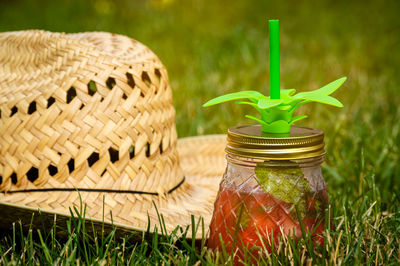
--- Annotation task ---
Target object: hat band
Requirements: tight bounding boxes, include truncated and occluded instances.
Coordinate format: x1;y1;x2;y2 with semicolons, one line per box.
0;177;185;196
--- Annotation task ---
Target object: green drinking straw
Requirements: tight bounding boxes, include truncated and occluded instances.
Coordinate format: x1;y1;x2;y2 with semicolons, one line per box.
269;20;280;100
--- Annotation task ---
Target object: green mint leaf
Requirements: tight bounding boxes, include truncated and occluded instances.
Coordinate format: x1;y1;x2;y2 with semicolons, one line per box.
315;199;322;213
236;204;251;228
254;165;310;219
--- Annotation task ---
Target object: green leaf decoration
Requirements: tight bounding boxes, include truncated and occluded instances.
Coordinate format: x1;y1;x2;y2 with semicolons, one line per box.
245;114;268;125
293;77;346;107
281;88;296;96
257;98;283;109
236;101;261;110
203;76;346;133
290;115;308;124
278;104;292;111
260;119;291;133
203;91;264;107
282;94;301;106
312;77;347;96
280;88;298;104
296;94;343;107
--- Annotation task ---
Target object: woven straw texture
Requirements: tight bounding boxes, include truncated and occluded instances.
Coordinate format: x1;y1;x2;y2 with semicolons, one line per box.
0;30;226;237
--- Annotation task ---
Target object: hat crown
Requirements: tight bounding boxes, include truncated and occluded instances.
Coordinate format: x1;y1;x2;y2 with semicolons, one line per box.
0;31;184;195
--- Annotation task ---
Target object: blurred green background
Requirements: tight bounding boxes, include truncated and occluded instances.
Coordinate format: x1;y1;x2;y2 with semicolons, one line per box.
1;0;399;220
1;0;398;136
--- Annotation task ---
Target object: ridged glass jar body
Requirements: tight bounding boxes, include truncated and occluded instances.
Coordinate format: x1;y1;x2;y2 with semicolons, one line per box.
208;154;328;261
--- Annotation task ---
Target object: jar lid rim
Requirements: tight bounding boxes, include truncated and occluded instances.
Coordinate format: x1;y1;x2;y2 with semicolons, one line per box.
226;125;325;160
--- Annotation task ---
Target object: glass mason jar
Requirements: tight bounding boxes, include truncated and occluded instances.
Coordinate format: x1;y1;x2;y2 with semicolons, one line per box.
208;125;329;260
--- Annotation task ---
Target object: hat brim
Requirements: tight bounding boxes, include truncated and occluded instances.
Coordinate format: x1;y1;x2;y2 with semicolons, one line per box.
0;135;226;239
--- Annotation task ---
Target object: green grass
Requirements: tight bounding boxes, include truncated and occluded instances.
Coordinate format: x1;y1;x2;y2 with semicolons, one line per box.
0;0;399;264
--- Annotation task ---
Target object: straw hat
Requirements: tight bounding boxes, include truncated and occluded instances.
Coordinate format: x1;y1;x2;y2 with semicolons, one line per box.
0;30;226;238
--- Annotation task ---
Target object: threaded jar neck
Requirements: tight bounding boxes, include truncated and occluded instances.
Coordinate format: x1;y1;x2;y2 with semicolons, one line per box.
226;154;324;169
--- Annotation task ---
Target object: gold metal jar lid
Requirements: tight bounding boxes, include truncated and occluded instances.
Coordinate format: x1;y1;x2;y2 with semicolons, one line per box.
226;125;325;160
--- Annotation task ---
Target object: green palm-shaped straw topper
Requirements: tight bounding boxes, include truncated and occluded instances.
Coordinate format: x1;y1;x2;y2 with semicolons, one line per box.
203;20;346;134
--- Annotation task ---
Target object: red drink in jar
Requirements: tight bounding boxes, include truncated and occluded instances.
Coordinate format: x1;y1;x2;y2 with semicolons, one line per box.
208;180;328;262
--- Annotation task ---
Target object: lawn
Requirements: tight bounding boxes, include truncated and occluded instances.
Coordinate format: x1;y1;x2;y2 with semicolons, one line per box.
0;0;399;264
